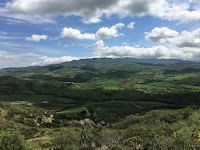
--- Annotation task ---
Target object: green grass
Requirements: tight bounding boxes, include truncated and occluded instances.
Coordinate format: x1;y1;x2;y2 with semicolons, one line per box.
88;78;122;90
57;106;86;114
57;101;139;116
133;84;170;93
179;84;200;91
90;101;139;116
166;73;199;81
147;81;174;87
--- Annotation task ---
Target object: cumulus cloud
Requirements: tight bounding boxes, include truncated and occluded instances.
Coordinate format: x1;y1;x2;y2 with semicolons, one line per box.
93;26;200;61
61;28;95;40
4;0;117;24
26;34;48;42
96;23;125;39
33;56;79;66
61;23;125;40
127;22;135;29
95;40;105;48
1;0;199;24
112;23;125;29
96;28;119;39
145;27;179;43
176;28;200;48
146;27;200;48
162;3;200;23
81;17;102;24
93;43;200;61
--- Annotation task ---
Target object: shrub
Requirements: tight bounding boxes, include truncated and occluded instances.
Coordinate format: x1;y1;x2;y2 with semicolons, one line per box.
96;129;120;148
53;128;80;150
0;130;29;150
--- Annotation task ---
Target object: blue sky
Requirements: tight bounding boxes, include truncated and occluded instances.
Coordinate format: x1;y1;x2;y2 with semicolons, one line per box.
0;0;200;68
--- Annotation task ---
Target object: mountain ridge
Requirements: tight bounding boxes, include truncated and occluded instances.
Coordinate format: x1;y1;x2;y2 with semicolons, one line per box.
1;57;197;71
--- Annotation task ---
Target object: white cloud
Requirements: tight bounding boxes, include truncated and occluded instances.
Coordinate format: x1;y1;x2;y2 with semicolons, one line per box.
33;56;79;66
93;26;200;61
93;43;200;61
95;40;105;48
0;7;55;24
127;22;135;29
176;28;200;48
1;0;199;24
112;23;125;29
96;23;125;39
81;17;102;24
96;27;118;39
145;27;179;43
4;0;117;24
61;23;125;40
0;51;7;57
0;50;79;68
61;28;95;40
26;34;48;42
162;3;200;23
0;51;41;68
146;27;200;48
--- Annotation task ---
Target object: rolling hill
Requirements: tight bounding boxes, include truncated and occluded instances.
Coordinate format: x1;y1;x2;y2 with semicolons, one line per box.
1;58;200;149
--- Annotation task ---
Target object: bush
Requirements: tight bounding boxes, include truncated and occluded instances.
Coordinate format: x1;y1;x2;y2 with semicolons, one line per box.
53;128;80;150
95;129;120;148
124;136;143;149
0;130;29;150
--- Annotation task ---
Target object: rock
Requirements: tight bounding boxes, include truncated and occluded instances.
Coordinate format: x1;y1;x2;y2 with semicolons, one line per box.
36;114;54;124
80;118;95;127
100;120;106;126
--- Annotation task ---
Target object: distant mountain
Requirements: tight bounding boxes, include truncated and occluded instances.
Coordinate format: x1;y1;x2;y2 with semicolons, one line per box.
63;57;195;65
1;58;196;71
0;57;200;96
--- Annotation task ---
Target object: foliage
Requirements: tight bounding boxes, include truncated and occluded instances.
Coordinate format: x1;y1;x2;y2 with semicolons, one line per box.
0;130;29;150
53;128;81;150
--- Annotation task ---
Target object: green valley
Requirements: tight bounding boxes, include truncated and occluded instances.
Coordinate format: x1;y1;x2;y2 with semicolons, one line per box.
0;58;200;149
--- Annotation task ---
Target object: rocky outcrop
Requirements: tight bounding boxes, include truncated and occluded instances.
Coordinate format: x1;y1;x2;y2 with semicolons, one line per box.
35;114;54;126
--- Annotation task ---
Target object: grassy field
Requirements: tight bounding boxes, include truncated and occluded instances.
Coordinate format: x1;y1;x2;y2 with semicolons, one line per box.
57;106;86;114
90;101;138;116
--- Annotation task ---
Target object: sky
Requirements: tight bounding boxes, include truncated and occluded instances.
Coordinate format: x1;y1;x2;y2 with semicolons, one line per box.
0;0;200;68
